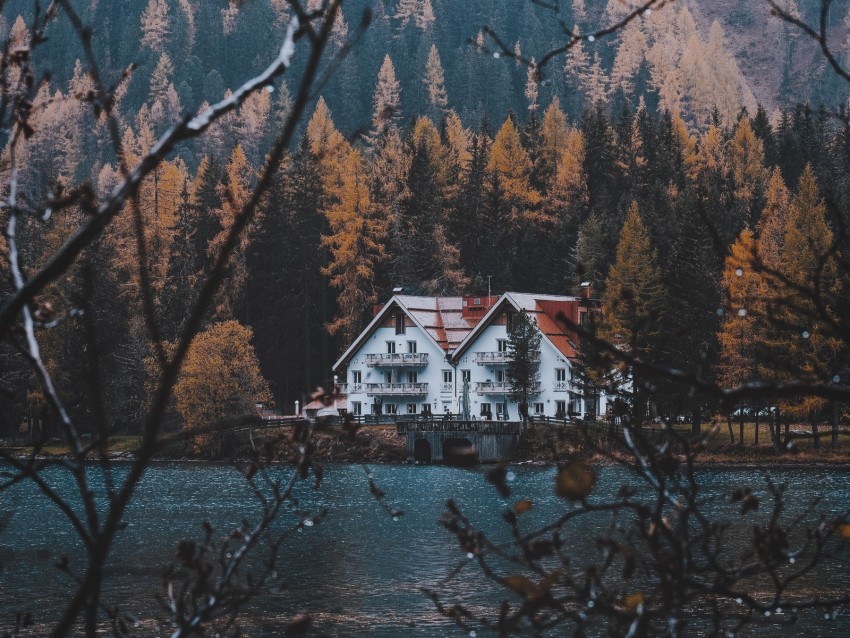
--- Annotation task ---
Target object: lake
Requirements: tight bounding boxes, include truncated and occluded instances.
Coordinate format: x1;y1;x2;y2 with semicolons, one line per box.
1;462;849;636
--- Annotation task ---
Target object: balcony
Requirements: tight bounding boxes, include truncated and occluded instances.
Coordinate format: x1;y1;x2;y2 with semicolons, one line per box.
475;381;541;395
365;382;428;397
365;353;429;367
552;381;570;392
474;351;540;365
338;383;364;395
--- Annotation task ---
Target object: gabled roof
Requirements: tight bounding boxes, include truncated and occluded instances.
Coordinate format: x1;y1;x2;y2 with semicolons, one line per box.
451;292;582;362
332;295;486;372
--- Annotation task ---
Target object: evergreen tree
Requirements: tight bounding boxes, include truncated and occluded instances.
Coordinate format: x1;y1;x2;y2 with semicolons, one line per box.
246;138;331;404
601;202;665;427
423;44;449;121
507;310;542;423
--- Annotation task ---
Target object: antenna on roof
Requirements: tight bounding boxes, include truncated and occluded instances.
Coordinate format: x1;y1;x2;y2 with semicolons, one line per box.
487;275;492;307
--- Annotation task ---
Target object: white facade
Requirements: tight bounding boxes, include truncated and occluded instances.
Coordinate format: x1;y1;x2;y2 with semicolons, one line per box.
333;293;610;420
341;321;453;418
452;320;589;420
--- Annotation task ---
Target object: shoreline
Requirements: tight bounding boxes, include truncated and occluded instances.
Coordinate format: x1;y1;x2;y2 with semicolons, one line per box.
3;423;849;469
2;451;849;472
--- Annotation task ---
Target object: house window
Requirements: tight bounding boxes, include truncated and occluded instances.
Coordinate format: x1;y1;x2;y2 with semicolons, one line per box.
497;339;508;352
480;402;492;417
384;371;393;384
506;310;515;331
386;341;396;354
352;401;362;416
351;370;362;384
556;368;567;382
555;400;566;417
407;340;417;353
385;403;397;415
407;370;418;383
496;402;504;415
495;370;506;383
533;402;544;415
442;370;453;383
473;297;481;305
395;313;406;335
407;403;417;414
461;369;471;382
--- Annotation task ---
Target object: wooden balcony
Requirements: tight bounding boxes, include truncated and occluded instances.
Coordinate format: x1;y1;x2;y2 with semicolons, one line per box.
365;353;429;367
365;382;428;397
475;381;541;395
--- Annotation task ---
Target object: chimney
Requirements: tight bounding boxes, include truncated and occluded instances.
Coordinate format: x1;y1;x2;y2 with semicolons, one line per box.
580;282;593;300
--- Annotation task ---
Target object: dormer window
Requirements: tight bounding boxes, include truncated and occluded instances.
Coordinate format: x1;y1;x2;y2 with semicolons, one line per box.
395;312;406;335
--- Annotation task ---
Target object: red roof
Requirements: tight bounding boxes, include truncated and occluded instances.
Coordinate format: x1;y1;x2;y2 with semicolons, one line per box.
508;293;581;359
395;295;489;352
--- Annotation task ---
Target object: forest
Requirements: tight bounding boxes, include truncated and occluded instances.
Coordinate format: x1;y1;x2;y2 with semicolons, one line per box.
2;0;850;440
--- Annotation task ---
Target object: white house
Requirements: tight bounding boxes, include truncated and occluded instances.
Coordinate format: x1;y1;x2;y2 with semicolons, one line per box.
332;291;610;420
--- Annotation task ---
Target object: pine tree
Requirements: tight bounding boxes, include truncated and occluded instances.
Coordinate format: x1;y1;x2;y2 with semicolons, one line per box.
246;137;330;403
371;55;401;138
581;103;622;216
140;0;171;53
728;116;768;228
717;227;763;435
487;115;539;214
423;44;449;120
583;53;609;107
149;52;174;104
610;21;648;106
762;166;841;447
395;0;435;31
525;58;539;115
507;310;542;422
540;98;568;188
208;145;255;321
322;145;387;346
563;34;590;117
601;202;665;427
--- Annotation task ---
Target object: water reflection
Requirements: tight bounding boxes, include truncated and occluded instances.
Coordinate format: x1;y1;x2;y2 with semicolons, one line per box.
0;463;848;635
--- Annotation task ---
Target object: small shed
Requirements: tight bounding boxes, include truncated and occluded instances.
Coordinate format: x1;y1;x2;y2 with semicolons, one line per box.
302;396;347;418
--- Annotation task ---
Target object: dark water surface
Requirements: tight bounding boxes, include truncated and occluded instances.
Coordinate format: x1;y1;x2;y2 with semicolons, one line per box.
1;462;849;636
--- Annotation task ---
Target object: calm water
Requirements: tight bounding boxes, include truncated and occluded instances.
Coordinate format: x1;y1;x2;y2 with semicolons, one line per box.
1;462;849;636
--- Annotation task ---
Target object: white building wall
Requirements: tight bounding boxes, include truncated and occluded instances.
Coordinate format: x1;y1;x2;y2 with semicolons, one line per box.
342;325;452;417
453;322;582;419
340;305;612;420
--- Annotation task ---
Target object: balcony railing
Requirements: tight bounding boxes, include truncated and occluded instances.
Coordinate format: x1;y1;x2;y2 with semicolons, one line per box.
365;382;428;397
475;381;541;395
475;351;540;365
553;381;570;392
338;383;364;395
365;353;429;367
